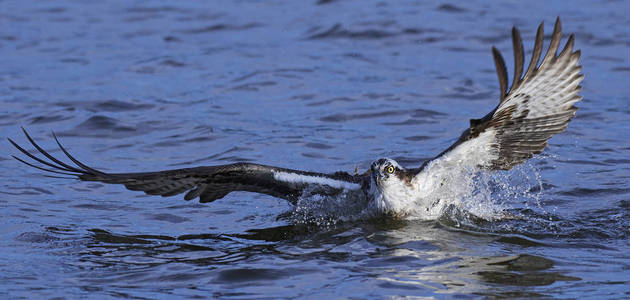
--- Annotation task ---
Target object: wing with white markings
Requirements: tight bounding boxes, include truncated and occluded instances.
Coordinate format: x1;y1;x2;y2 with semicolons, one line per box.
419;18;583;174
8;129;364;204
9;18;583;206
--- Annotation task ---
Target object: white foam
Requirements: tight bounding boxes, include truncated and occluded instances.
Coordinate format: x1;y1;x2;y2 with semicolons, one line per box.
273;171;361;190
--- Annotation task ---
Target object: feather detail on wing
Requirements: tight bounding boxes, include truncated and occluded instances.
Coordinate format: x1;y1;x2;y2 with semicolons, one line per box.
9;129;363;204
423;17;583;172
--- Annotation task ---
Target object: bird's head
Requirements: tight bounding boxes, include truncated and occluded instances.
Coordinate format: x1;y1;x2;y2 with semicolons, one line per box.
370;158;409;188
367;158;415;216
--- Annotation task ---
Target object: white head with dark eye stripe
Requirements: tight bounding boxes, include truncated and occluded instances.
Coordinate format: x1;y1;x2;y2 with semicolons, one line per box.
368;158;415;216
370;158;404;186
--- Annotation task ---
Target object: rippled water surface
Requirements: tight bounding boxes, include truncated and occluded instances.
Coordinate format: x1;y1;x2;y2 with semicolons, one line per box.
1;1;629;298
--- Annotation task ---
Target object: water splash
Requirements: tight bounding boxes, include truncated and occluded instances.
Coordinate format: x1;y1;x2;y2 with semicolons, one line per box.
289;190;369;226
287;160;547;226
453;162;548;226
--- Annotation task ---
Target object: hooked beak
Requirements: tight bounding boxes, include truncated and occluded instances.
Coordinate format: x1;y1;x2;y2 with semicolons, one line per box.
371;170;385;187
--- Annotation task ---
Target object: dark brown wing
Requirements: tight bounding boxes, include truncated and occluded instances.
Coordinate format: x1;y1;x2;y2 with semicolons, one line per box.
9;129;363;204
421;17;583;173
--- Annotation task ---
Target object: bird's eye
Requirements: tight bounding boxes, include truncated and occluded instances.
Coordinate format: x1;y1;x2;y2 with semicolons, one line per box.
386;166;395;174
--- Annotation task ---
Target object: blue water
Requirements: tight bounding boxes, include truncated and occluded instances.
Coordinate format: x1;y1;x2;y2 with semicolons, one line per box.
1;1;629;298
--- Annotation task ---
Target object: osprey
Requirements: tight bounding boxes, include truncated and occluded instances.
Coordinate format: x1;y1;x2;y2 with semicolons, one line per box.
10;18;583;219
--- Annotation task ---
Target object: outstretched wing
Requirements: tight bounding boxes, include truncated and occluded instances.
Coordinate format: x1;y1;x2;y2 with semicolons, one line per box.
9;129;363;204
420;17;582;173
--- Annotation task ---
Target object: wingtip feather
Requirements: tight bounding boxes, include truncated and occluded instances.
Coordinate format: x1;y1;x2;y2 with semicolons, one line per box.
492;46;508;101
560;34;575;57
511;26;525;92
541;17;563;67
52;132;105;176
524;21;545;79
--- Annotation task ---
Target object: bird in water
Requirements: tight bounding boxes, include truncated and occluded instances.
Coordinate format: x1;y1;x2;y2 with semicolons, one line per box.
9;18;583;220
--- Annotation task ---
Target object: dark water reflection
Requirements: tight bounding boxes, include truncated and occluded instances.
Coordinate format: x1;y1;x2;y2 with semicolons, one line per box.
2;0;630;298
30;220;584;298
